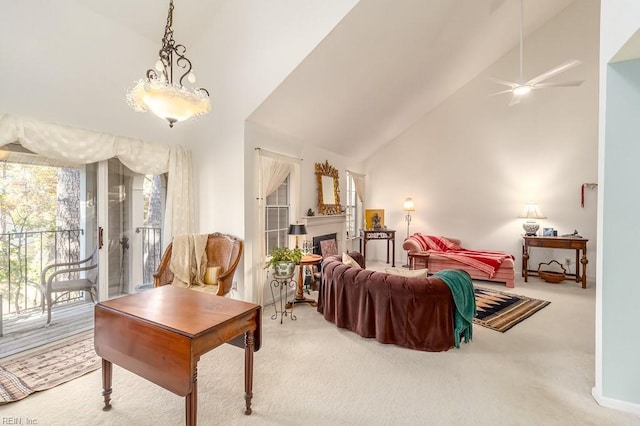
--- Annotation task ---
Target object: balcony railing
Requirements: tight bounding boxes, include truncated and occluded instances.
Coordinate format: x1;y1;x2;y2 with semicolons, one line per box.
0;229;85;317
1;227;164;322
136;226;162;286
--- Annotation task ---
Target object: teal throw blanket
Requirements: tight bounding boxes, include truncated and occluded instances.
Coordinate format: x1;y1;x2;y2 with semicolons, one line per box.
434;269;476;348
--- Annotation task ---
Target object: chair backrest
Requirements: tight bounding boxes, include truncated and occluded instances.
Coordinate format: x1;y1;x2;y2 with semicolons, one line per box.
154;233;243;296
205;233;241;271
319;238;338;259
86;248;99;284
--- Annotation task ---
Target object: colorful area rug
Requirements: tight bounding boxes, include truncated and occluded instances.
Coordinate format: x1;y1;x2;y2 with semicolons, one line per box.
0;332;100;404
474;287;550;332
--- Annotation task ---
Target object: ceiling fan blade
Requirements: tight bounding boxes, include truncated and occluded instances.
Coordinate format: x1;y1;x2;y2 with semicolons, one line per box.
508;95;522;107
489;89;513;97
534;80;584;88
488;77;519;88
527;59;582;86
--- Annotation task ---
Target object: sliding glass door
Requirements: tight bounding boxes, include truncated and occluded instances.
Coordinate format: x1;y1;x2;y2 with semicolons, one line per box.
97;158;166;300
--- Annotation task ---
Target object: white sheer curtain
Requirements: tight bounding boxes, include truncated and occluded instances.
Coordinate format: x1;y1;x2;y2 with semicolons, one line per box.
349;171;365;203
0;114;194;243
254;148;300;305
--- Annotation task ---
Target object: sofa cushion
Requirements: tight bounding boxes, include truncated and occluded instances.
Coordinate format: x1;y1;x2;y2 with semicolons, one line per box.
385;267;427;278
343;252;362;269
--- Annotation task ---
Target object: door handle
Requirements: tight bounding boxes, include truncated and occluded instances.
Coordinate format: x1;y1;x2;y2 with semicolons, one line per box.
99;227;104;249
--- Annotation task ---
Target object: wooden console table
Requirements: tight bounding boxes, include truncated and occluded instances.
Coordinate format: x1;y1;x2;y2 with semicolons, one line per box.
94;285;262;425
359;229;396;267
522;236;589;288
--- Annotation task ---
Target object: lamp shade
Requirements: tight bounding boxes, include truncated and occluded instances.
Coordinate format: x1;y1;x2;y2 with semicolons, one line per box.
287;224;308;236
403;198;415;212
518;202;546;219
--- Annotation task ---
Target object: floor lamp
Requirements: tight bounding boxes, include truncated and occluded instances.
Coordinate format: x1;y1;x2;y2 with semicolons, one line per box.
403;198;415;267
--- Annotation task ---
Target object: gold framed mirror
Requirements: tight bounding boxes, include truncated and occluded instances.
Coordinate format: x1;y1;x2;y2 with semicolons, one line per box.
315;160;342;215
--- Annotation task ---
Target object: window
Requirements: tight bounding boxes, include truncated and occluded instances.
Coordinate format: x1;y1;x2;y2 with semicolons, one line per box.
265;175;290;254
346;171;358;238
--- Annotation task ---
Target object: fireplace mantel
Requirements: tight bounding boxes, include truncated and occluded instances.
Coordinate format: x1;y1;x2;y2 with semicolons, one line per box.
300;214;346;253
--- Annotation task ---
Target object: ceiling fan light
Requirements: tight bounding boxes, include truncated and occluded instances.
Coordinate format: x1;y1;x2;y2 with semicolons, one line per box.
513;85;532;96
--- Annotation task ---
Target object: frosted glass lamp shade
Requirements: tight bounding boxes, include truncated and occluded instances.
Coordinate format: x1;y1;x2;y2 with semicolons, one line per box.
518;202;547;236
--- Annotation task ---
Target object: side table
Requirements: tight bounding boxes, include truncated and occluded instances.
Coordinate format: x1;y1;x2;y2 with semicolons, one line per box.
408;251;430;270
269;274;296;324
522;236;589;288
286;254;322;308
359;229;396;267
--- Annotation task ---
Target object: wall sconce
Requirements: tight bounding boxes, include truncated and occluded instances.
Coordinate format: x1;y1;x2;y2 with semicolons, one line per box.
518;201;546;236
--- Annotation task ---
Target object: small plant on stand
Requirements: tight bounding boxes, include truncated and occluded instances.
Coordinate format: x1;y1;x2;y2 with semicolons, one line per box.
265;246;303;278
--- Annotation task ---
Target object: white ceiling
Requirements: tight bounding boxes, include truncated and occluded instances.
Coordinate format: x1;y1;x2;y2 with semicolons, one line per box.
248;0;577;161
74;0;222;47
73;0;578;161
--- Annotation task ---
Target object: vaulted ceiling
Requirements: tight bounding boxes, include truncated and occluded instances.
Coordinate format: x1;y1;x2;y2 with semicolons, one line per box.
247;0;578;161
11;0;579;161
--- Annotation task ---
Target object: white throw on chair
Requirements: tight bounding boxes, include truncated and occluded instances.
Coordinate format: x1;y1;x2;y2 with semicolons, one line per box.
40;248;99;326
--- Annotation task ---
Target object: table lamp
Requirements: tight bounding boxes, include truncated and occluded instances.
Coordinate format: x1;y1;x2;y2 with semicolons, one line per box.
288;224;307;249
518;202;546;236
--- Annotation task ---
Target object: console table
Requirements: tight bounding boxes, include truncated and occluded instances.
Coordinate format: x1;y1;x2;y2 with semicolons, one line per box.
522;236;589;288
94;285;261;425
359;229;396;267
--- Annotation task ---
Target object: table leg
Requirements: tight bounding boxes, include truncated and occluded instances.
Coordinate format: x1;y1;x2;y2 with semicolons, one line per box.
101;359;113;411
362;239;367;264
523;246;529;282
391;237;395;267
244;330;255;415
581;248;588;289
386;239;390;264
286;266;317;308
185;369;198;426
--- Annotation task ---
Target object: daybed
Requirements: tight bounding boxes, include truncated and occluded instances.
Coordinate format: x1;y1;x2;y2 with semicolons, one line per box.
317;252;474;352
402;234;515;288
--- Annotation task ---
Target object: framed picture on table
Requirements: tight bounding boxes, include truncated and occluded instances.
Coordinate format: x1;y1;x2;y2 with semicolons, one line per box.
365;209;384;230
543;227;555;237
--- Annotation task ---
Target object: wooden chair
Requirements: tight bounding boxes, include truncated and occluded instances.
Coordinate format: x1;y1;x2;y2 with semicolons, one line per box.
154;233;243;297
40;248;98;327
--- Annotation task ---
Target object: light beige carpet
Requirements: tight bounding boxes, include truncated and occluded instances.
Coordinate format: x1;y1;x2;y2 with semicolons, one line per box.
1;281;639;425
0;332;99;404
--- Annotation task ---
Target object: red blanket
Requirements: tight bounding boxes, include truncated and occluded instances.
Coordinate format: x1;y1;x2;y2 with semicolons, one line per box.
407;234;514;278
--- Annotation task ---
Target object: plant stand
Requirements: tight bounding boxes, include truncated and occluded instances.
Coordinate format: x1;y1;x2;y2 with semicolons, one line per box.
269;273;296;324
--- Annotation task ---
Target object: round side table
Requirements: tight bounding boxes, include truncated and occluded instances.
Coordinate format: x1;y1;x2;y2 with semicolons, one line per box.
286;254;322;309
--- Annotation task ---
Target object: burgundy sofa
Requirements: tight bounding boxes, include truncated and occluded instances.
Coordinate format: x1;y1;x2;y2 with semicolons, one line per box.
317;252;457;352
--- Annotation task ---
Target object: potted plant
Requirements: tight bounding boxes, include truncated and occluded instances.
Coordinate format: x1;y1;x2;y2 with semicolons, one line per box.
265;246;303;278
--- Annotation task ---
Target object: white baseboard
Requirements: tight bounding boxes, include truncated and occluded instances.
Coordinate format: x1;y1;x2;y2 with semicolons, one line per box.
592;387;640;416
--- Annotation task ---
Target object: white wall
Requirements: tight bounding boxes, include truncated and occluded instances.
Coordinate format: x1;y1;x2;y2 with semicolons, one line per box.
363;0;599;278
243;121;362;303
595;0;640;415
182;0;358;237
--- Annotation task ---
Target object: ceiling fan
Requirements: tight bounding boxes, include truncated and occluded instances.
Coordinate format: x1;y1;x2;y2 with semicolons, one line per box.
489;0;584;106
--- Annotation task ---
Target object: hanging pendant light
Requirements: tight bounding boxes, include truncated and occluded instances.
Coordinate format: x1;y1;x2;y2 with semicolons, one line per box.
126;0;211;127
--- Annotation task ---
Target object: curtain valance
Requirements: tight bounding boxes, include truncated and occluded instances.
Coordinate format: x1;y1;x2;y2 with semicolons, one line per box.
0;113;194;240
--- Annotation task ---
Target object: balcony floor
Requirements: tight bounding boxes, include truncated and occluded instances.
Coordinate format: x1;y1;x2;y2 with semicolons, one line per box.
0;301;94;359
